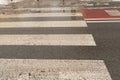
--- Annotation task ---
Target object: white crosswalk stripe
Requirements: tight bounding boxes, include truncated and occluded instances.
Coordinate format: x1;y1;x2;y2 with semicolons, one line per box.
15;7;79;11
0;59;112;80
0;13;82;18
0;21;87;28
0;34;96;46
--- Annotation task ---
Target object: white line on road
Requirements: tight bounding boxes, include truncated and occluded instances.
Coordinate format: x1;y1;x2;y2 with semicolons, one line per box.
15;7;79;11
0;34;96;46
0;13;82;18
87;20;120;23
0;59;112;80
0;21;87;28
85;18;120;20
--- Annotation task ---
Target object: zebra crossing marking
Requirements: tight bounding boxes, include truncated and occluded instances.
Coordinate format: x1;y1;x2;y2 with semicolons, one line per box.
15;7;79;11
0;8;96;46
0;34;96;46
0;7;108;80
0;21;87;28
0;59;112;80
0;13;82;18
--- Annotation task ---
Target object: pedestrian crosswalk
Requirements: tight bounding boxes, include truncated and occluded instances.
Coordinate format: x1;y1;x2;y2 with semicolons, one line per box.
0;7;112;80
0;7;96;46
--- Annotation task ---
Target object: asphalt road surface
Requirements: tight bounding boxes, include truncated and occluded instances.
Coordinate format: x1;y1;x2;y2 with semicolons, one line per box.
0;7;119;80
87;22;120;80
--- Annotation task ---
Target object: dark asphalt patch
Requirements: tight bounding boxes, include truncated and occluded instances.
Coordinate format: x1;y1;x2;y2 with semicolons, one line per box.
0;27;89;34
0;16;84;22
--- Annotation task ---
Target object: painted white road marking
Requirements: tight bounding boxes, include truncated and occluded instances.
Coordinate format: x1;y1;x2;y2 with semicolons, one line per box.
0;21;87;28
0;13;82;18
0;34;96;46
87;20;120;23
15;7;79;11
0;59;112;80
105;9;120;16
85;18;120;20
0;8;96;46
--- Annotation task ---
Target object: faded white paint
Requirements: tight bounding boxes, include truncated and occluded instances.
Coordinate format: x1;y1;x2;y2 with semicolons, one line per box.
0;0;22;4
0;13;82;18
105;10;120;16
0;34;96;46
0;0;9;4
0;21;87;28
16;7;79;11
0;59;112;80
85;18;120;20
112;0;120;1
87;20;120;23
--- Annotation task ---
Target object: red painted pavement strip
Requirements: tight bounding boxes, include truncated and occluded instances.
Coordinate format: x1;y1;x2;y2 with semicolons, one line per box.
81;8;120;19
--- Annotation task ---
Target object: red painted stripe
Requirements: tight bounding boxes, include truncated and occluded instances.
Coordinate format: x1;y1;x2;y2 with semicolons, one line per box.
81;8;120;19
